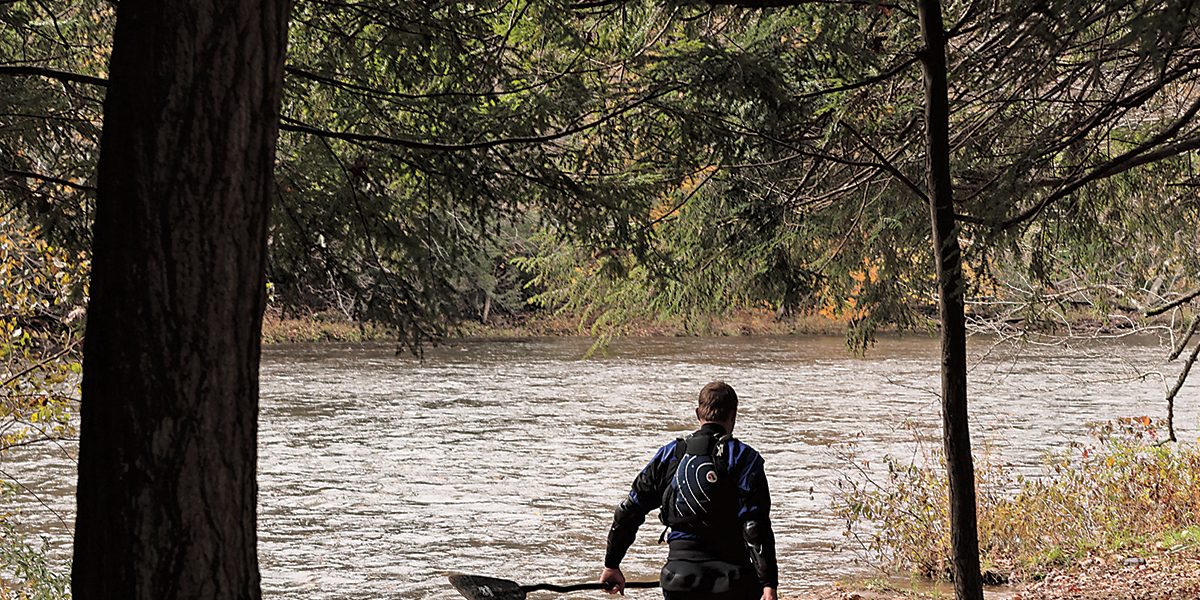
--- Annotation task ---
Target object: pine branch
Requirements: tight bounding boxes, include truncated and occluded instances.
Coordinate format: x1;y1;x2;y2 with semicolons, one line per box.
279;86;675;151
992;94;1200;230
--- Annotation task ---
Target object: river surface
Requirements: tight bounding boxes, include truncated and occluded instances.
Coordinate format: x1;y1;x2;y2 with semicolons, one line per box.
4;335;1198;599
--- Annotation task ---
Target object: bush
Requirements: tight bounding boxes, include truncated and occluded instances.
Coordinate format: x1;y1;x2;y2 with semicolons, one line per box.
0;221;83;599
835;418;1200;582
1;220;85;454
0;517;70;600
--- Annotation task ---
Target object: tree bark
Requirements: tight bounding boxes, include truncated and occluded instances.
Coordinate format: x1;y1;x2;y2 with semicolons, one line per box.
72;0;290;597
917;1;984;599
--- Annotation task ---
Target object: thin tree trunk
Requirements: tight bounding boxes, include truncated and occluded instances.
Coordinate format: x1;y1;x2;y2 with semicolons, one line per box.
1166;338;1200;443
917;1;984;599
72;0;290;597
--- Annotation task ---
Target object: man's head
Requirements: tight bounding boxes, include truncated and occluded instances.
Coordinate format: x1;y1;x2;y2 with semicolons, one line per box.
696;380;738;431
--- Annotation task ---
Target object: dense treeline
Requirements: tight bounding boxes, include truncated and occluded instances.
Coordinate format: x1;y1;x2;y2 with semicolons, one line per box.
4;1;1199;344
3;1;1200;599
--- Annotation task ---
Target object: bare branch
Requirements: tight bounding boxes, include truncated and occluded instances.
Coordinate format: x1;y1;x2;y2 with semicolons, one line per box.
1165;335;1200;442
843;123;928;204
1169;317;1200;361
1147;287;1200;317
0;65;108;87
4;169;96;192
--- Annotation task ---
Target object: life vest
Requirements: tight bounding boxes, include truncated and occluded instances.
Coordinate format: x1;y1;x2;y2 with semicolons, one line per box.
658;430;736;534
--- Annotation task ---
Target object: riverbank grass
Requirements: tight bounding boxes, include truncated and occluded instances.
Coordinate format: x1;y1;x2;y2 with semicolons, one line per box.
835;417;1200;585
261;308;854;344
261;313;396;343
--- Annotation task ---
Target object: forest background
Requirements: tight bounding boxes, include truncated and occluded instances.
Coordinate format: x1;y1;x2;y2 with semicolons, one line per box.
3;0;1200;599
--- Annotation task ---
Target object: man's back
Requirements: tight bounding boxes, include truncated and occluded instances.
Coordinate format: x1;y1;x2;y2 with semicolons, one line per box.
620;425;770;545
599;382;778;600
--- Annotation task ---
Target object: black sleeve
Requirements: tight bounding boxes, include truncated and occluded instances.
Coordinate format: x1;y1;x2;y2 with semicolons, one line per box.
604;448;670;569
604;497;645;569
739;458;778;588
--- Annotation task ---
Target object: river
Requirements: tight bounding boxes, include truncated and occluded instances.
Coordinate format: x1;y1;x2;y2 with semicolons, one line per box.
3;335;1197;598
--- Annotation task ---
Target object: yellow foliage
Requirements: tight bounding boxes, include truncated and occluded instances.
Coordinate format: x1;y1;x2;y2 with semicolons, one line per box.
816;262;880;322
647;165;717;224
0;219;87;455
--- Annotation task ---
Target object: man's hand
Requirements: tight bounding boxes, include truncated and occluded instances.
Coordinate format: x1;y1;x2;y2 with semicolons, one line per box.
600;567;626;595
761;586;778;600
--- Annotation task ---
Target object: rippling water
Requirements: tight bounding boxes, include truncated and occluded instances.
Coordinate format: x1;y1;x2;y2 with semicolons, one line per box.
4;335;1197;599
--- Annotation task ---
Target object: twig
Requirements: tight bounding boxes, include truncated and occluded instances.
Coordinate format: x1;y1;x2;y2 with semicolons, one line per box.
0;65;107;87
1169;317;1200;361
1146;287;1200;317
3;169;95;192
0;466;68;528
1164;337;1200;443
279;86;675;151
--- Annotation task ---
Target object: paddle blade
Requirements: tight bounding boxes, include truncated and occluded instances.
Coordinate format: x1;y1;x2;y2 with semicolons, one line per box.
449;574;527;600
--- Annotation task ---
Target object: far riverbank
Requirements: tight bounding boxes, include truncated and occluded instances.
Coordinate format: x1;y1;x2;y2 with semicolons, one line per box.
260;308;856;344
260;305;1184;347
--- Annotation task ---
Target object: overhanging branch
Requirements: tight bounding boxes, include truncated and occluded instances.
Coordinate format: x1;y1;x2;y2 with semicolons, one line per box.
0;65;108;87
1147;287;1200;317
3;169;96;192
280;86;675;151
986;93;1200;230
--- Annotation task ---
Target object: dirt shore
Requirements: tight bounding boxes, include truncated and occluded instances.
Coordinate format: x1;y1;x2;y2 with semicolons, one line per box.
798;550;1200;600
1014;551;1200;600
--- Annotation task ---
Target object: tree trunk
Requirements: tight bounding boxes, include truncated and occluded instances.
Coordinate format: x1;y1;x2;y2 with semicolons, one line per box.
917;1;984;599
1166;337;1200;443
72;0;290;597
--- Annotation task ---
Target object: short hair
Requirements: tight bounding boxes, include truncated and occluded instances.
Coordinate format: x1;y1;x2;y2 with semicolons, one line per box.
697;381;738;422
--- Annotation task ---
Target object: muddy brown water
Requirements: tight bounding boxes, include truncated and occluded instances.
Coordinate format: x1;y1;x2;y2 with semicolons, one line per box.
3;335;1196;599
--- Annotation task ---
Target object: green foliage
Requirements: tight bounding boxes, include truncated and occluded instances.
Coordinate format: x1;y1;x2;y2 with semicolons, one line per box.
835;418;1200;582
517;0;1200;348
1;220;84;454
0;518;70;600
272;1;734;349
0;0;110;249
4;0;1200;349
0;221;80;600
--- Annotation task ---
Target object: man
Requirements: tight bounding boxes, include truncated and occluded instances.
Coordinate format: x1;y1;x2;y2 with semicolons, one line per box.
599;381;778;600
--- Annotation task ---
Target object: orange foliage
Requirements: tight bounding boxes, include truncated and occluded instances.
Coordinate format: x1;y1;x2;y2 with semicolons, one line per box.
816;263;880;322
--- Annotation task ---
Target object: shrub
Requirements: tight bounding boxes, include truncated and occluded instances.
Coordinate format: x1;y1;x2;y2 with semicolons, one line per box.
0;221;83;598
835;418;1200;582
0;517;70;600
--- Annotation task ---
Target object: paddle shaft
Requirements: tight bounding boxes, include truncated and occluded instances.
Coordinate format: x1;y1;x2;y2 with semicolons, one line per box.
523;581;659;593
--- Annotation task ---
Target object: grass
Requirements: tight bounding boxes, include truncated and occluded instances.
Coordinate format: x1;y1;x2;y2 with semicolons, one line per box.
260;312;395;344
834;417;1200;584
261;308;861;344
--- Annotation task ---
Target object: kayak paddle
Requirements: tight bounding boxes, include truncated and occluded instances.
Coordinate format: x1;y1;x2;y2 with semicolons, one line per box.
449;573;660;600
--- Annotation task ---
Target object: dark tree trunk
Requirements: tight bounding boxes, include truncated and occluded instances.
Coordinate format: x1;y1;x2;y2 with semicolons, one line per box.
72;0;290;597
1166;337;1199;443
917;1;984;599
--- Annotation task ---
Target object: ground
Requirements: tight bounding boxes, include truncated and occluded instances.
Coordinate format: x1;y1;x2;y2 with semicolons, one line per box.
800;550;1200;600
1014;552;1200;600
